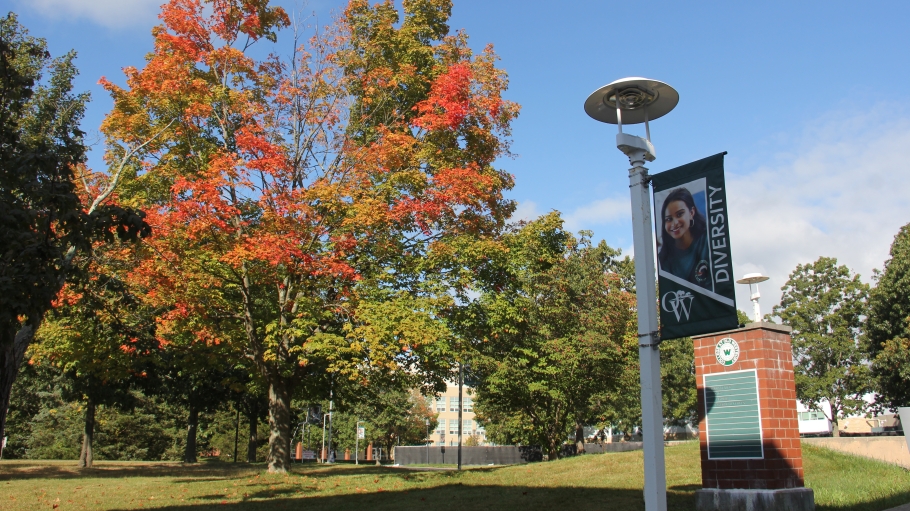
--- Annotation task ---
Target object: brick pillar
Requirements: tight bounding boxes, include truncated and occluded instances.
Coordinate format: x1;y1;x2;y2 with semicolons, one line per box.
692;322;804;490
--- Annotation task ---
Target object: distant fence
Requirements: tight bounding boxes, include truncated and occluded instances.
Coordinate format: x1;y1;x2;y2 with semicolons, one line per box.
395;446;540;465
395;442;648;465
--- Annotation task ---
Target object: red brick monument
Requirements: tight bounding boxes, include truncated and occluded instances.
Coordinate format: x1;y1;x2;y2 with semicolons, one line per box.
692;322;814;510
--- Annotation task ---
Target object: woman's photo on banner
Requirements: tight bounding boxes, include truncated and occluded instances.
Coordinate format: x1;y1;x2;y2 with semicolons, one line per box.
654;177;713;292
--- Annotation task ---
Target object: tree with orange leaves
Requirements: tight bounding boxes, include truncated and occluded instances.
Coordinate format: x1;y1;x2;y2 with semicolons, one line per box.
103;0;518;472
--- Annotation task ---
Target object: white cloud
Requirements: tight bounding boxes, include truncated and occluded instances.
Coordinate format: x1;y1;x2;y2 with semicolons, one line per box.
510;200;542;223
727;105;910;315
16;0;162;29
562;196;629;231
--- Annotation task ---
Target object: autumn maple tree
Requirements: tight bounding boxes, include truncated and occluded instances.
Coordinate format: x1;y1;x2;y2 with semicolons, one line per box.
102;0;518;472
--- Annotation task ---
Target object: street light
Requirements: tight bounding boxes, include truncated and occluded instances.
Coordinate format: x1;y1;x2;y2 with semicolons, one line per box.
321;412;330;463
585;77;679;511
355;420;363;465
425;418;431;465
736;273;770;322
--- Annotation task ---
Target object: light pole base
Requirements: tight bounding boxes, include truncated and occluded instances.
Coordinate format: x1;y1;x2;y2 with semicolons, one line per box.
695;488;814;511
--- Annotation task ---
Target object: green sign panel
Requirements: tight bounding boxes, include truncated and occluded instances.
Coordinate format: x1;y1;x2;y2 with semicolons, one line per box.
704;370;763;459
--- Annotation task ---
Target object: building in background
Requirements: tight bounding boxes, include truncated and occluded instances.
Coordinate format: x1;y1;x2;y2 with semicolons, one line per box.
429;383;486;446
796;399;903;437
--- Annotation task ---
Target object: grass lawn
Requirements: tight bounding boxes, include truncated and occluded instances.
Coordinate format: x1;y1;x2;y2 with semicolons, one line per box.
1;441;908;510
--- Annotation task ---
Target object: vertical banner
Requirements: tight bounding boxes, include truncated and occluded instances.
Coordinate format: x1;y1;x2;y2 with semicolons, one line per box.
651;152;737;340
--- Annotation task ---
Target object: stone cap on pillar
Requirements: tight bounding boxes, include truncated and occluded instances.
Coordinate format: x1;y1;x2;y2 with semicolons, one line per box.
692;321;791;339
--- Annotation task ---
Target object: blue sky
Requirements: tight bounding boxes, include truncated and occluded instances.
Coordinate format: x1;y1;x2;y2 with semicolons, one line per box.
11;0;910;313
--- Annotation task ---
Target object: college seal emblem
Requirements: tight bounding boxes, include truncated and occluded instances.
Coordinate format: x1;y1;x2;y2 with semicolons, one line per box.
694;260;711;285
715;337;740;366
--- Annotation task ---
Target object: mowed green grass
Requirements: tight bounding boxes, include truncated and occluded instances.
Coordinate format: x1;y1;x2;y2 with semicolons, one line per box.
1;442;908;511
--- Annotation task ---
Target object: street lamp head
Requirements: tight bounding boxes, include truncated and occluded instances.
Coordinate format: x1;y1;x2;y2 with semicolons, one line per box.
736;273;769;285
736;273;770;323
585;77;678;165
584;77;679;125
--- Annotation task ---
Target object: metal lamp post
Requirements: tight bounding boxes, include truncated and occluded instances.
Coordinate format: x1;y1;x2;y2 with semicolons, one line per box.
355;420;363;465
321;413;328;463
736;273;770;322
425;418;431;465
585;77;679;511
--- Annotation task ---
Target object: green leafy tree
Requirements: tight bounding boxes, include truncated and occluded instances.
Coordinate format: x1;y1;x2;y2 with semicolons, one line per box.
660;337;697;428
330;387;436;458
30;243;159;467
0;13;150;444
2;362;63;459
773;257;872;436
149;341;236;463
737;309;751;325
6;363;187;461
469;213;637;459
866;223;910;410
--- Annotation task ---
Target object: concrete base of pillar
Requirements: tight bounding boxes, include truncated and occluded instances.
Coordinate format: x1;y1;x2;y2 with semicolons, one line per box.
695;488;814;511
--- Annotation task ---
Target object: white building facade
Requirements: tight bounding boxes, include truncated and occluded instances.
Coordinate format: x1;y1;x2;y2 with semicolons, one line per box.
429;384;486;446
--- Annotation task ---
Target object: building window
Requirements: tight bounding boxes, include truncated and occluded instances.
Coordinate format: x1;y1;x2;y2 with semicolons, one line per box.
799;411;826;421
449;397;460;412
463;398;473;413
463;419;473;433
436;419;446;434
436;398;446;413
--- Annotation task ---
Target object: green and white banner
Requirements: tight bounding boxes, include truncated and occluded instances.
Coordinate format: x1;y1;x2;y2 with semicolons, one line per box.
651;152;738;340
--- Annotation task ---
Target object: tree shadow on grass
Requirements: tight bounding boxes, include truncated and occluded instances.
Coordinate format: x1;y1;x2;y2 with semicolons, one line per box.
110;484;678;511
811;491;910;511
0;460;493;483
0;462;264;481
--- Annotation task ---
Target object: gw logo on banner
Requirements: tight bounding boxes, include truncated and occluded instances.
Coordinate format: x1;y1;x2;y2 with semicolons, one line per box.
662;290;694;322
651;152;738;340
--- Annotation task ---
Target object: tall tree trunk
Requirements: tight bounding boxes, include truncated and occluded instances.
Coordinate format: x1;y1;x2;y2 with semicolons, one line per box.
184;404;198;463
247;405;258;463
0;323;37;444
547;437;559;461
233;407;240;462
267;378;291;473
79;398;96;468
831;416;840;437
575;421;586;454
